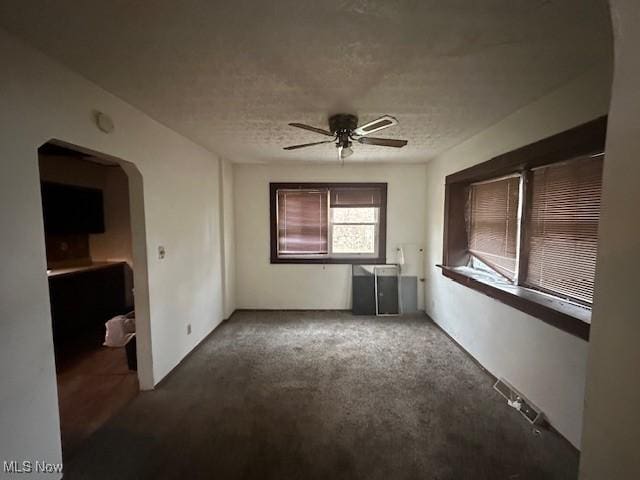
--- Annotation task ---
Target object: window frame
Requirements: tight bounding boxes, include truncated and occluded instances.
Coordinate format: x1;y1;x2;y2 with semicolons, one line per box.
270;182;387;264
440;116;608;340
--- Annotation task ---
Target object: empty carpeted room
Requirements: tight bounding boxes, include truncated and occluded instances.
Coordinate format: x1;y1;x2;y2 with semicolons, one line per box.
1;1;639;479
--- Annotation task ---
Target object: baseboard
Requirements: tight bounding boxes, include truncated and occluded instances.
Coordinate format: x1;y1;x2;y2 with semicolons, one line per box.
223;309;238;322
154;316;228;389
235;308;352;312
427;312;578;454
426;312;496;381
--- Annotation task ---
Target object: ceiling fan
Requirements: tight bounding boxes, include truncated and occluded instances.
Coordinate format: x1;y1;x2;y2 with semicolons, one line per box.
283;114;408;161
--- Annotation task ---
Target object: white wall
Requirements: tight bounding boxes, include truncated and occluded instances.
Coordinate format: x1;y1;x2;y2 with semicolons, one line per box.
422;66;612;448
234;163;427;310
220;158;236;318
0;29;227;477
580;1;640;477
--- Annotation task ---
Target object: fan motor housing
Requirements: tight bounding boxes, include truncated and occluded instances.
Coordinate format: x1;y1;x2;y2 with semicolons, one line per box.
329;114;358;134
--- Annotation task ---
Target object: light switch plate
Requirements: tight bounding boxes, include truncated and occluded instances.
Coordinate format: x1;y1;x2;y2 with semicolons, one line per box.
158;246;166;259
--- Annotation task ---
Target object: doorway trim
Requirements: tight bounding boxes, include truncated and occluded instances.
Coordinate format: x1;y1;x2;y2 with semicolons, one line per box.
40;138;155;389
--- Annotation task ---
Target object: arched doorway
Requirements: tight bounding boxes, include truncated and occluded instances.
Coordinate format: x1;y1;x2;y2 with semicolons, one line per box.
37;139;153;460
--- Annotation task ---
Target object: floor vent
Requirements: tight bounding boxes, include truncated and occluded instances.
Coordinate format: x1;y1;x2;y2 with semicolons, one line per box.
493;378;544;425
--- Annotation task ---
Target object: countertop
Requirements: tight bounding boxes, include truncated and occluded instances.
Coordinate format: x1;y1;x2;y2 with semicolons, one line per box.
47;261;125;279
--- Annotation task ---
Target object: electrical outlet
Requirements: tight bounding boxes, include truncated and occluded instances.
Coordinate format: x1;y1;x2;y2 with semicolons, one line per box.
187;324;192;335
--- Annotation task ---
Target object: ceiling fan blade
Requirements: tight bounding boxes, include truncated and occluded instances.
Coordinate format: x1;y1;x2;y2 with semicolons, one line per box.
283;140;334;150
288;123;334;137
354;115;399;136
357;137;408;148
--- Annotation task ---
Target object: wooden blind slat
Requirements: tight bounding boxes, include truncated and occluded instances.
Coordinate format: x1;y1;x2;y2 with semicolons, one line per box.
277;189;328;254
467;176;520;280
524;156;603;304
330;187;382;207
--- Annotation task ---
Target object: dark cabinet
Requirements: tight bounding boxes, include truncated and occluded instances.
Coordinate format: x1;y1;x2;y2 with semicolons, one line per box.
48;263;128;342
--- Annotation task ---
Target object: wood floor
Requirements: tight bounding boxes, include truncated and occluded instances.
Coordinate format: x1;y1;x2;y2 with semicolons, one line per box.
55;335;139;460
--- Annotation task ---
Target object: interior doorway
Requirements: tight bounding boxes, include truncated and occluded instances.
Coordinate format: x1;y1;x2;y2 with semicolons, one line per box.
37;141;147;460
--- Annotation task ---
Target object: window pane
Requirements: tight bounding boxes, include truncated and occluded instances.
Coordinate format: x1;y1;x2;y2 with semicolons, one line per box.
332;224;376;253
331;207;377;223
277;190;328;254
330;188;382;207
467;176;520;280
525;156;603;304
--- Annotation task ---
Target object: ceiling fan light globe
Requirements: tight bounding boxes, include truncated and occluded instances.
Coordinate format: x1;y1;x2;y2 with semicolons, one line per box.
341;147;354;158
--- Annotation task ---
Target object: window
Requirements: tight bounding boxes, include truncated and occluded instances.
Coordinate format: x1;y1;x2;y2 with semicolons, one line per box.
331;207;378;255
523;157;603;304
463;156;603;304
270;183;387;264
467;175;520;280
441;116;607;339
277;189;328;255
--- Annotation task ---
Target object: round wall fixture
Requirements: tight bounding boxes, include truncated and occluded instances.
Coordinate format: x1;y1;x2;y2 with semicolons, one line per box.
95;111;114;133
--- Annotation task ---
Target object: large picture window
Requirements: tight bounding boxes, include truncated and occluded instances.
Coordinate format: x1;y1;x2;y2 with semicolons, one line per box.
270;183;387;264
462;156;603;305
441;116;607;339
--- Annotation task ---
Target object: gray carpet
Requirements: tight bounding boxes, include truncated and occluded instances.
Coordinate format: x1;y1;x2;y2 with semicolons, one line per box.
64;311;578;479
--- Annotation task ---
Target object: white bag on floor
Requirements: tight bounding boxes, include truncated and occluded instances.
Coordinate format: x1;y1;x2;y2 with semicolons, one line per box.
122;315;136;334
104;315;135;347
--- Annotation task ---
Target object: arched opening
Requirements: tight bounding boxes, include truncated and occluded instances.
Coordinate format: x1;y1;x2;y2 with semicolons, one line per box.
37;139;153;460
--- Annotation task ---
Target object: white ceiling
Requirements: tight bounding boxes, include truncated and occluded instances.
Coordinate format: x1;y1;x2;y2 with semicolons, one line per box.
0;0;611;164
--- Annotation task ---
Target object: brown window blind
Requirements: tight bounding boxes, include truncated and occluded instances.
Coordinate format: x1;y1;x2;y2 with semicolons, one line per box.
277;189;328;255
467;176;520;280
524;156;603;304
330;187;383;207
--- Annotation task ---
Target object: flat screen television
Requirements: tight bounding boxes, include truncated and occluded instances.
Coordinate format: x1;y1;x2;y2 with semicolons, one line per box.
41;182;105;234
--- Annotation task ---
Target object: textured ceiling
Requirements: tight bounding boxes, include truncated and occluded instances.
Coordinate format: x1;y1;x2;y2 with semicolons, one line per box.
0;0;611;163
